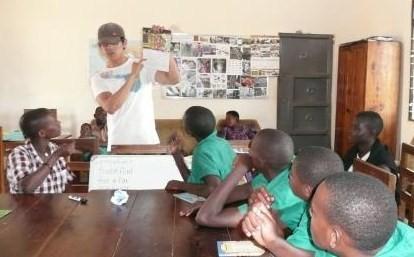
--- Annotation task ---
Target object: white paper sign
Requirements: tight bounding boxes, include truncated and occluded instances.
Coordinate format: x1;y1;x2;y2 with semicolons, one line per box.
89;155;183;191
143;49;170;72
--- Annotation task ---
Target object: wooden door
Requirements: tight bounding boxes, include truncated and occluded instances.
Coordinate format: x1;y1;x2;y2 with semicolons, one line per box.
335;42;367;156
364;41;400;156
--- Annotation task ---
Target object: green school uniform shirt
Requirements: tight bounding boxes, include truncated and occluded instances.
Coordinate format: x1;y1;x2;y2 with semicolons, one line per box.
187;132;236;184
287;210;323;252
238;167;307;231
289;216;414;257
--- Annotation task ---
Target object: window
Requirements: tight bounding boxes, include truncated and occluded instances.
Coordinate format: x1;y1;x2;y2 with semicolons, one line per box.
410;1;414;120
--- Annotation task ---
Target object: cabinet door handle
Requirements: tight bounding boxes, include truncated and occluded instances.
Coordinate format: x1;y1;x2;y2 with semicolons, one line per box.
305;114;313;121
306;87;316;95
299;52;308;59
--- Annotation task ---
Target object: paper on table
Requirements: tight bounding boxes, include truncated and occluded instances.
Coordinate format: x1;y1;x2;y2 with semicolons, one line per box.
173;192;206;204
143;49;170;72
217;241;265;256
89;155;183;191
0;210;11;219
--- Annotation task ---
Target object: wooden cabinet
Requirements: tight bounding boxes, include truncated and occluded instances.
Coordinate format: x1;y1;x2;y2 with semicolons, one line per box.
335;40;401;157
278;33;333;151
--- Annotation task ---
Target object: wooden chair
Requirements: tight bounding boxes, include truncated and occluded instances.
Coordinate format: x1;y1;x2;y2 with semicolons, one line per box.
228;140;251;153
66;161;90;193
353;159;397;192
66;138;99;193
216;119;261;133
155;119;197;155
398;143;414;226
110;144;169;155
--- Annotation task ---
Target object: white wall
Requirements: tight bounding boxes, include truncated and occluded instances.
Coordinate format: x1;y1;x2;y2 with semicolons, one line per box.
356;0;414;150
0;0;412;151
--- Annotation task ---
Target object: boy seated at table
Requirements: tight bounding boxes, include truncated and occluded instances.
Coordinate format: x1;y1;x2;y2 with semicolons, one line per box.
343;111;397;174
78;107;108;155
244;172;414;257
90;106;108;148
79;123;93;138
7;108;75;193
165;106;236;197
218;110;256;140
195;129;307;232
241;146;344;256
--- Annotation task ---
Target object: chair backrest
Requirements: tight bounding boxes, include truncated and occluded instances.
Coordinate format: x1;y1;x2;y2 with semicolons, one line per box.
216;119;261;132
228;140;250;153
353;159;397;192
66;161;90;193
398;143;414;226
56;138;99;155
155;119;197;155
60;139;97;193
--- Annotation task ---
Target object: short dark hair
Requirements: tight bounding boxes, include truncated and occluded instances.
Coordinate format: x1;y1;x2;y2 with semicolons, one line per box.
323;173;397;252
254;129;294;170
356;111;383;137
226;110;239;120
19;108;51;139
95;106;105;114
183;106;216;140
81;123;92;129
294;147;344;188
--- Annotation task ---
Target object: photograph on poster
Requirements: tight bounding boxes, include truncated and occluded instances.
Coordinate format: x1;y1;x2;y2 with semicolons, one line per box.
212;58;227;73
197;58;211;73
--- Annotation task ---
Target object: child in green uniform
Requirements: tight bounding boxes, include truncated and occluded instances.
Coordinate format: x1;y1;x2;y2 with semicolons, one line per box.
195;129;307;231
165;106;236;197
242;146;344;256
245;172;414;257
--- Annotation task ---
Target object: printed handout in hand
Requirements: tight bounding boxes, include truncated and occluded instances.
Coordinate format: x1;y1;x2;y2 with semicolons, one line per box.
142;27;171;72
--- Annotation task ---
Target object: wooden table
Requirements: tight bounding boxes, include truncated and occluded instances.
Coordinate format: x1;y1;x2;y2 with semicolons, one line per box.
110;144;169;155
0;190;246;257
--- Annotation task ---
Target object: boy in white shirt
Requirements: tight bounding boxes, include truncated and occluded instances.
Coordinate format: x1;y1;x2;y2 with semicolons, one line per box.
90;23;180;150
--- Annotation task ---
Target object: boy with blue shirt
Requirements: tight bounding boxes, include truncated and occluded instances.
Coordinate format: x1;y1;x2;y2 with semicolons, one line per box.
165;106;236;197
195;129;307;231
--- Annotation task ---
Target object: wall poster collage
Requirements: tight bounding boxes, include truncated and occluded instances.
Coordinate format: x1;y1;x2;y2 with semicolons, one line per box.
161;33;280;99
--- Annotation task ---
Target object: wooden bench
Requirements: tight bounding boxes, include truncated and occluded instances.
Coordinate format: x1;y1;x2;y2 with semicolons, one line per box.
216;119;261;133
